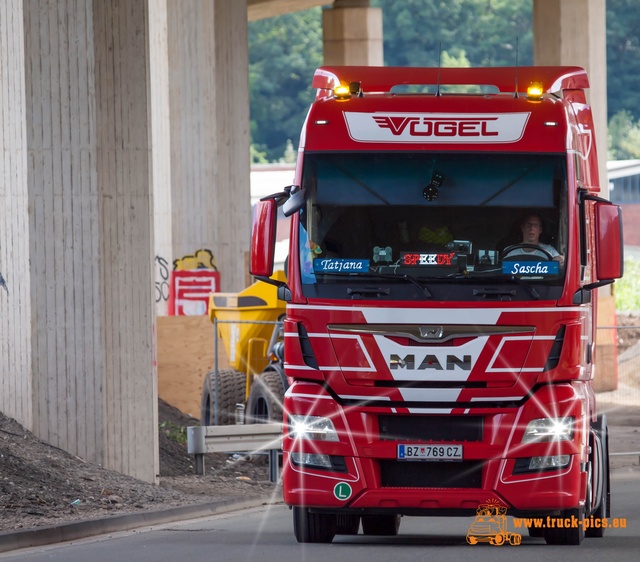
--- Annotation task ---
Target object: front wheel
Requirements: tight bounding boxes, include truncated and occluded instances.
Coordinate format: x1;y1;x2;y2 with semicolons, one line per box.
293;507;336;543
543;507;585;545
586;415;610;538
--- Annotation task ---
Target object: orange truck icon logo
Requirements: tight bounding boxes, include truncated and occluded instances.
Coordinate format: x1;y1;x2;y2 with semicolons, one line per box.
466;502;522;546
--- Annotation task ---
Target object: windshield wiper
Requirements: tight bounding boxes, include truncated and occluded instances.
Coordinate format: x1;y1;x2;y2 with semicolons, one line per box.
318;271;433;299
476;275;541;300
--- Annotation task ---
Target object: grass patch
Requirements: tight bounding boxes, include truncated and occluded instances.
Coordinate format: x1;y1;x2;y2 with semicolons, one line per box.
159;421;187;444
615;257;640;313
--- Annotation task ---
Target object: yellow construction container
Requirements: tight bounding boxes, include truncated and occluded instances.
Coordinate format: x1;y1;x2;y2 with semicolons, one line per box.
208;271;286;385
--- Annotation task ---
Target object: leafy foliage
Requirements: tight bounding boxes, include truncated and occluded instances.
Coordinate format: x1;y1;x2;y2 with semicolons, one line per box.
248;0;640;161
608;111;640;160
372;0;533;68
249;8;323;162
607;0;640;122
615;257;640;313
159;421;187;445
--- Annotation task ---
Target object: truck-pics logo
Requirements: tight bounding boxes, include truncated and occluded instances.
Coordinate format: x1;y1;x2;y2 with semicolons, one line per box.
466;501;522;546
344;112;530;143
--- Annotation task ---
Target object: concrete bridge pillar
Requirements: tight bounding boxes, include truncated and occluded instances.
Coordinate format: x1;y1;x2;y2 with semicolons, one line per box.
533;0;607;190
322;0;383;66
0;0;157;483
534;0;616;392
150;0;251;307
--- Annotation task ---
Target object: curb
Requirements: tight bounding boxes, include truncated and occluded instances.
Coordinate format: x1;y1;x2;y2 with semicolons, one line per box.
0;495;275;554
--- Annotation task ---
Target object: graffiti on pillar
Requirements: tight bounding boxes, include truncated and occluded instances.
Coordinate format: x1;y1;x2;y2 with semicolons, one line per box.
169;249;220;316
155;256;170;303
173;248;218;271
0;271;8;295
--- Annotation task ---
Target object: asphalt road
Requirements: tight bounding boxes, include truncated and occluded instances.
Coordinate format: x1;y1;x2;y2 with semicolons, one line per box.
1;472;638;562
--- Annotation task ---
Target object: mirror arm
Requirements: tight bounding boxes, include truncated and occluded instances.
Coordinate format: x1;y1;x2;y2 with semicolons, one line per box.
583;279;614;290
579;191;610;204
254;275;287;289
260;185;294;206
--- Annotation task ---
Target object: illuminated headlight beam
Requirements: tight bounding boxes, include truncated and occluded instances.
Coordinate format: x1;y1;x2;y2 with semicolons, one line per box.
522;417;574;443
289;414;339;442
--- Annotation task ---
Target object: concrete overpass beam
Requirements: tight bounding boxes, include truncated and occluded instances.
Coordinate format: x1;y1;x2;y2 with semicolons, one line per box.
322;0;383;66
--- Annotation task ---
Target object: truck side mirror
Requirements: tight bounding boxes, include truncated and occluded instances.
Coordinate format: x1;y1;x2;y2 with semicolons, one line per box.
250;199;277;278
595;202;624;281
282;187;306;217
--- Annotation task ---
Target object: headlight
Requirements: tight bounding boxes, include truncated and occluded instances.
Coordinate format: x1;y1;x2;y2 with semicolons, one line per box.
289;415;339;442
522;417;574;443
528;455;571;470
513;454;572;474
290;452;333;468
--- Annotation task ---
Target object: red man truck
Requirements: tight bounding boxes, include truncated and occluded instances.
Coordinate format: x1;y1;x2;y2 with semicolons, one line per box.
250;66;624;545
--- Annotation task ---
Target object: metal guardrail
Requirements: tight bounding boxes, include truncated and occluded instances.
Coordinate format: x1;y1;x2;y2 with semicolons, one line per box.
187;423;283;481
610;451;640;463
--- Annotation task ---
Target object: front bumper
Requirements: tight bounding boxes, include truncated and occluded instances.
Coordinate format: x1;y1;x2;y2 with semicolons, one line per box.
282;381;588;514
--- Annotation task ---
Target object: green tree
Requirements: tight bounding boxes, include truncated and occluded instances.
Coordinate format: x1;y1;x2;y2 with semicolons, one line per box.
608;110;640;160
607;0;640;121
249;8;323;162
371;0;533;68
616;257;640;312
280;139;297;164
250;143;269;164
246;0;640;161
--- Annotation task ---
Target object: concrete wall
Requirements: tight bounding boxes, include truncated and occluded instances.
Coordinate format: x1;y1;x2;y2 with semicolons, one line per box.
0;0;32;429
151;0;251;306
0;0;157;483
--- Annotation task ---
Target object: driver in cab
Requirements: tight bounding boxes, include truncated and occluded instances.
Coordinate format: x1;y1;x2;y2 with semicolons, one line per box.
503;212;565;266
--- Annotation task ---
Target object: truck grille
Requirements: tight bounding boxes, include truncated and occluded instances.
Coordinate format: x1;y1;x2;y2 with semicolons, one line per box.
379;415;483;442
380;460;483;488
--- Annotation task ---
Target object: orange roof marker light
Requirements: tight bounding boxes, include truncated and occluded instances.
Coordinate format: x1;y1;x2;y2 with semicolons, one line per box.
333;81;362;100
526;82;544;100
333;84;351;100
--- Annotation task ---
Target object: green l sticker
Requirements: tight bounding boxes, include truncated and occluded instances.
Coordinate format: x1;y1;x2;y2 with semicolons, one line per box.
334;482;352;500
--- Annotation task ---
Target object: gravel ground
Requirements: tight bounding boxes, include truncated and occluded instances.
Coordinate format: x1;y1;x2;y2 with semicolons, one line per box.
0;400;278;533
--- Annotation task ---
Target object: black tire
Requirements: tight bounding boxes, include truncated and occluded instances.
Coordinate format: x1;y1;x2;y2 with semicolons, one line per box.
246;370;285;424
200;369;246;426
543;507;585;545
336;513;360;535
586;416;610;538
293;507;336;543
361;514;401;536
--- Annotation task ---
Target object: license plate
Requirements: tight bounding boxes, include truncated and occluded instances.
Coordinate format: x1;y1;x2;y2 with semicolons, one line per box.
397;444;463;461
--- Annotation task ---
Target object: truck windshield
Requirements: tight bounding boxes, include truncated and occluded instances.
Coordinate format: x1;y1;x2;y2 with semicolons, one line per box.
298;152;568;301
